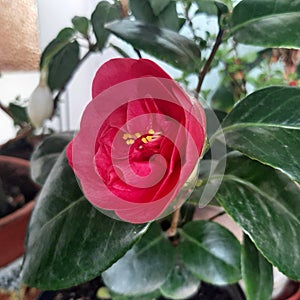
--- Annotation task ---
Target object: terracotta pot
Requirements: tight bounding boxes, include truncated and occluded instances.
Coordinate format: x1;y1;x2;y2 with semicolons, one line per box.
0;155;39;267
272;281;300;300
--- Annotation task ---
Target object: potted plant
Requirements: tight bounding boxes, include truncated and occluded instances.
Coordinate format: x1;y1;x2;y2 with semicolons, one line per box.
15;0;300;299
0;57;55;300
0;71;51;271
0;103;42;268
0;155;40;267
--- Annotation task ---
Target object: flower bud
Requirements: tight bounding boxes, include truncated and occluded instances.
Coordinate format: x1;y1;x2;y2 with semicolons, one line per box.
27;84;54;128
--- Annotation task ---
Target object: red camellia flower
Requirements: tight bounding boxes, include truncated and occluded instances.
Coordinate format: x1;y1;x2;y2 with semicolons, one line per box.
67;58;206;223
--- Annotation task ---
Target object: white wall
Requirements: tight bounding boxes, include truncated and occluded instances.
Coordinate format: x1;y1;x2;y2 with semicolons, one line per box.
0;0;117;144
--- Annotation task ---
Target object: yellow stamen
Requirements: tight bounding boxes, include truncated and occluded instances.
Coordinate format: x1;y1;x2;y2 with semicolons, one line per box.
123;133;130;140
126;139;134;145
124;129;159;146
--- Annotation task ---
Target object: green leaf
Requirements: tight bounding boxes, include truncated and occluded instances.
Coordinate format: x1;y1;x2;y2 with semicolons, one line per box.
242;234;273;300
8;103;29;125
160;262;200;299
130;0;156;24
110;44;130;58
102;222;175;296
48;41;80;90
215;153;300;281
195;1;216;16
30;132;73;185
40;27;75;69
91;1;119;50
72;16;89;36
105;20;201;72
219;86;300;183
129;0;178;31
231;0;300;48
22;152;148;290
157;1;179;31
178;220;241;285
211;83;235;112
214;1;228;15
197;3;218;16
149;0;171;16
195;1;228;16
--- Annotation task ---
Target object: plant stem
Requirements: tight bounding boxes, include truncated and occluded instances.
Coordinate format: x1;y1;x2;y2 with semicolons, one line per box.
119;0;129;17
167;208;181;237
184;3;197;41
195;29;224;97
134;48;142;58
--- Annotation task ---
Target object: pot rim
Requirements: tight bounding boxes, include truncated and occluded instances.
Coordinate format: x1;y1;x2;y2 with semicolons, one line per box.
0;200;36;226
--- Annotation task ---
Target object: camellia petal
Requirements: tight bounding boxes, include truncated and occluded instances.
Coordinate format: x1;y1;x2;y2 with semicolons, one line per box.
67;58;206;223
92;58;171;98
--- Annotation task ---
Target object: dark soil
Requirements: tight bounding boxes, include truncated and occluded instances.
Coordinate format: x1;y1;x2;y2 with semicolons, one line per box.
37;277;245;300
0;178;26;218
0;158;39;218
0;152;40;218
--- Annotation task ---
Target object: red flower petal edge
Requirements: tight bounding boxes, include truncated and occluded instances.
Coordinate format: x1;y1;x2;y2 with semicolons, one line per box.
67;58;206;223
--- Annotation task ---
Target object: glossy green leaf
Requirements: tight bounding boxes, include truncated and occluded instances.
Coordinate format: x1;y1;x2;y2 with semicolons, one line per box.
216;153;300;280
178;220;241;285
231;0;300;48
219;86;300;183
48;41;80;90
72;16;89;36
40;27;75;69
22;152;148;290
242;234;273;300
102;222;175;296
129;0;178;31
30;132;73;185
91;1;119;50
160;262;200;299
105;20;200;72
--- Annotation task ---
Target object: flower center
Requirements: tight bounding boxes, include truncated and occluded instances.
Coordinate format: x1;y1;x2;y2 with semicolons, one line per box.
122;129;161;148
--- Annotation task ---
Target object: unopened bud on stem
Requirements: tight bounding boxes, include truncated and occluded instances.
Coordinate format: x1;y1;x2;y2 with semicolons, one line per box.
27;71;54;128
